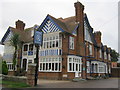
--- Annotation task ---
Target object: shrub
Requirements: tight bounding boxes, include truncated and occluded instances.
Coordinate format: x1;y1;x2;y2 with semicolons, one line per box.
2;61;8;75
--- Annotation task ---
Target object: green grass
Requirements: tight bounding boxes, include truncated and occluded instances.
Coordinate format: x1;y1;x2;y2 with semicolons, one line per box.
1;80;30;88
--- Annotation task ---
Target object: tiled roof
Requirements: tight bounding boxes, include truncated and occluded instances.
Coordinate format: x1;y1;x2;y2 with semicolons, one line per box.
9;26;34;43
48;15;78;34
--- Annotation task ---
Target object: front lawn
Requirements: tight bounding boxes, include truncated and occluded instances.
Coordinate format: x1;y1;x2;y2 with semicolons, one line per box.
1;80;30;88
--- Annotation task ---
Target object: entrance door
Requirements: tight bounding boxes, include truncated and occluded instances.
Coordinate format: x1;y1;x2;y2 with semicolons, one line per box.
23;59;27;71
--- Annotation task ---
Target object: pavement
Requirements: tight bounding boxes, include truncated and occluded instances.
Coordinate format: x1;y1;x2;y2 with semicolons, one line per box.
36;78;119;88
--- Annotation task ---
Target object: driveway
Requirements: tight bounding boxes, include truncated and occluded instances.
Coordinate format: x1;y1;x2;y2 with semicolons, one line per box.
37;78;119;88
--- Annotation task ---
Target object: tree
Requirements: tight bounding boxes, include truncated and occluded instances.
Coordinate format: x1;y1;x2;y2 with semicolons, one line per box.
2;61;8;75
110;49;119;62
10;33;22;71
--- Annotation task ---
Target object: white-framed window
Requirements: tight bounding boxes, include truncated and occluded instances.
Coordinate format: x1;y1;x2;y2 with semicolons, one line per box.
7;62;16;71
39;57;62;72
98;62;107;73
104;52;107;59
89;44;92;55
99;49;102;58
28;60;33;64
108;54;111;60
42;34;62;49
68;56;82;72
84;21;92;43
40;49;62;56
87;61;90;73
69;36;74;50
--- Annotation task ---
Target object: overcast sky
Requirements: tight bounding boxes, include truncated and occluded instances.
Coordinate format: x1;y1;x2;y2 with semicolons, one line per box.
0;0;119;55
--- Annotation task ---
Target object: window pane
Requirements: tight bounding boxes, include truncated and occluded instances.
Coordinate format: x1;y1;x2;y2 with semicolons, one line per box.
59;63;61;71
43;63;45;70
69;63;72;71
55;63;58;70
29;44;33;51
52;63;54;71
24;45;28;51
49;63;51;70
46;63;48;70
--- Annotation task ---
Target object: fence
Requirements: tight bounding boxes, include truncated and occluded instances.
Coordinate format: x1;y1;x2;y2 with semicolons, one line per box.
111;68;120;77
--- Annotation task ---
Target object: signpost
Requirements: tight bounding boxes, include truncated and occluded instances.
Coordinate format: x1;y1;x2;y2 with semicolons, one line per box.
33;30;43;86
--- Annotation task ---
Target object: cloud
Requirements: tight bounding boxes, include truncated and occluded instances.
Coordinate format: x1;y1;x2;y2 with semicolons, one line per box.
0;0;118;54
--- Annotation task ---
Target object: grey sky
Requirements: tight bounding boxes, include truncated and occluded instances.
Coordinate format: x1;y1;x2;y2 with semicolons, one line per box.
0;0;119;55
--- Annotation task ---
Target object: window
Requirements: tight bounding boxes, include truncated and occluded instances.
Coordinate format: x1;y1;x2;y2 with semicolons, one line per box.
87;61;90;73
68;56;82;72
28;60;33;63
98;62;107;73
7;62;15;71
84;21;92;43
104;52;107;59
99;49;102;58
69;36;74;50
108;54;111;60
24;45;28;51
39;57;62;72
89;44;92;55
42;34;62;49
29;44;33;51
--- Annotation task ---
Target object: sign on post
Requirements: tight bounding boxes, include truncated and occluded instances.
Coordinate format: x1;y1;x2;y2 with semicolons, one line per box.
34;30;43;46
33;30;43;86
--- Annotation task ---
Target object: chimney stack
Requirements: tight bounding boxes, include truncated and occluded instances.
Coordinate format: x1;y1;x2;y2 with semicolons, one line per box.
74;1;84;55
94;31;102;46
15;20;25;31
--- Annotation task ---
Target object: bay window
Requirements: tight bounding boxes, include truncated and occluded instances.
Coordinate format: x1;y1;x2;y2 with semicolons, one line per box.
68;56;82;72
39;57;62;72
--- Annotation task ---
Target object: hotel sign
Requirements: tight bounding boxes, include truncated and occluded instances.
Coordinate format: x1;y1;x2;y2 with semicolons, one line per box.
34;30;43;46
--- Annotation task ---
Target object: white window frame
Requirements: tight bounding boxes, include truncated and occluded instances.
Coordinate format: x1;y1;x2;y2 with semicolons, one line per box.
69;36;74;50
87;61;90;73
108;54;111;60
104;52;107;59
7;62;16;71
67;55;82;72
89;44;92;55
99;49;102;58
42;33;62;49
39;57;62;72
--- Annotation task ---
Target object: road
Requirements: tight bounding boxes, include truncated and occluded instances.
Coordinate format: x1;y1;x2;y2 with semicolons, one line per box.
37;78;119;88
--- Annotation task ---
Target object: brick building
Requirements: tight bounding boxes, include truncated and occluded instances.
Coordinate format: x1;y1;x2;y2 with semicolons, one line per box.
1;1;111;80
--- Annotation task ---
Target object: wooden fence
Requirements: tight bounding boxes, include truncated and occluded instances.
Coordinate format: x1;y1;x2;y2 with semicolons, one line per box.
111;68;120;77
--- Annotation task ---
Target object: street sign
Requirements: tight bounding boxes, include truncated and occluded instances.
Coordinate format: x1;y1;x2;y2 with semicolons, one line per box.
34;30;43;46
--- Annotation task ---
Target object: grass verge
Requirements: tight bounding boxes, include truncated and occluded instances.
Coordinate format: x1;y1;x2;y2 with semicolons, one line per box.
1;80;30;88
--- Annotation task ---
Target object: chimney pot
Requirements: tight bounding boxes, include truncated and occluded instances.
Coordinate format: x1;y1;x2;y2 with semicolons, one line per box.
15;20;25;31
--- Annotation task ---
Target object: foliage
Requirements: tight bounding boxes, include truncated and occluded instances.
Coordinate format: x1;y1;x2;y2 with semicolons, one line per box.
2;80;30;88
2;61;8;75
10;33;22;71
0;59;2;74
110;49;119;62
